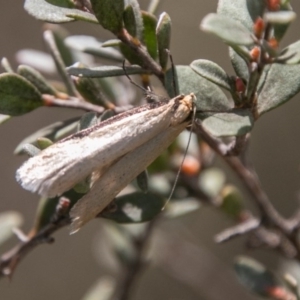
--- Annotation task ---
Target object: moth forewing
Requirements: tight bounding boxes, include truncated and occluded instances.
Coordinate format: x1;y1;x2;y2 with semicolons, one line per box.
16;94;194;198
70;121;189;233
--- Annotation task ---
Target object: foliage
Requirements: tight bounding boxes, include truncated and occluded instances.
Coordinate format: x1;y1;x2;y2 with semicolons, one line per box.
1;0;300;299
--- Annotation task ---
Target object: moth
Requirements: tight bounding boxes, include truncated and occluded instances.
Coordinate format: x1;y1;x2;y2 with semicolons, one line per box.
16;93;195;233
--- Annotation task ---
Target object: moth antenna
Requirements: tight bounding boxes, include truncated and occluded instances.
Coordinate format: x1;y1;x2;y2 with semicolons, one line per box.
122;61;158;102
165;49;179;96
164;105;197;209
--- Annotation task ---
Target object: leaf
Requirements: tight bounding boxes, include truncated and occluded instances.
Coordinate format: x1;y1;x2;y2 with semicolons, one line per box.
0;73;42;116
257;63;300;116
156;12;172;70
142;11;158;60
0;211;23;246
220;185;244;219
123;0;143;39
265;11;296;25
217;0;254;32
273;3;293;41
47;24;75;67
198;109;254;137
46;0;75;8
101;192;166;223
165;198;201;218
190;59;232;91
16;49;56;74
74;77;113;107
229;47;249;80
246;0;266;23
82;277;116;300
234;256;285;297
165;66;253;136
165;65;231;110
1;58;14;73
136;170;148;193
201;13;254;46
17;65;58;95
65;36;124;61
277;40;300;64
24;0;98;23
44;30;77;96
67;65;149;78
0;114;11;125
90;0;124;34
198;168;226;198
218;0;254;78
14;117;79;154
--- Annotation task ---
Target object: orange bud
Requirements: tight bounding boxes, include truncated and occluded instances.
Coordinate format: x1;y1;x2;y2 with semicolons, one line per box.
181;155;201;176
266;286;296;300
268;37;278;49
250;46;261;62
267;0;280;11
253;17;265;39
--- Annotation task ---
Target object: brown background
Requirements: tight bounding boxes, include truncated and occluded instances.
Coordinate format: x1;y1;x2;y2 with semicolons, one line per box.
1;1;300;299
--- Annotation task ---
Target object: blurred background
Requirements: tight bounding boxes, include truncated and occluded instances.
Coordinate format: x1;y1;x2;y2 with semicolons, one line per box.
1;1;300;299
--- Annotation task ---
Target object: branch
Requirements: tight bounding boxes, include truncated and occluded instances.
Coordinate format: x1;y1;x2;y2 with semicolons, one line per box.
42;94;133;114
0;198;71;279
117;28;164;82
117;219;158;300
215;217;260;243
193;120;300;235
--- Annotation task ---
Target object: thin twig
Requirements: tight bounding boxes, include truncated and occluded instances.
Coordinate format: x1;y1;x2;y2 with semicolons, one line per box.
117;28;164;82
193;120;300;235
0;216;70;278
215;217;260;243
0;198;71;278
117;219;158;300
42;94;133;114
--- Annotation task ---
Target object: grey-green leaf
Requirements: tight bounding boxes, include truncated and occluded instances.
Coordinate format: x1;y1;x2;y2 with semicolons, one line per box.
44;30;77;96
65;36;124;61
197;109;254;137
156;12;172;70
277;40;300;64
142;11;158;60
165;66;253;136
123;0;143;39
201;13;254;46
257;63;300;116
234;256;283;297
0;211;23;246
190;59;232;91
90;0;124;34
1;58;14;73
165;199;201;219
0;74;42;116
82;277;116;300
14;117;79;154
101;192;166;223
17;65;58;95
24;0;98;23
217;0;254;31
0;114;11;125
246;0;266;23
165;65;232;111
229;47;249;80
265;11;296;25
136;170;148;193
67;65;149;78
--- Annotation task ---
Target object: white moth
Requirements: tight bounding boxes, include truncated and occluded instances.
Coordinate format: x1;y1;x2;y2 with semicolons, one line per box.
16;93;195;233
